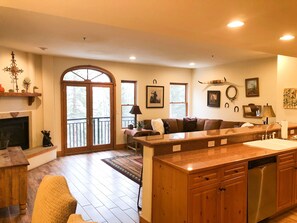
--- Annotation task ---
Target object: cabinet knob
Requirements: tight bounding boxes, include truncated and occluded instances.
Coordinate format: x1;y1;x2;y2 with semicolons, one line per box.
234;170;239;173
204;177;209;181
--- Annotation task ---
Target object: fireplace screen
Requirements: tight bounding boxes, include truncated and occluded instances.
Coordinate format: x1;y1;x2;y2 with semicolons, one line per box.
0;117;29;149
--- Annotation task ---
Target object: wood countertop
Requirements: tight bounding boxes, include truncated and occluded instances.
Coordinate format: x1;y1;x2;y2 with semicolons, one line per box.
135;123;297;147
154;142;297;174
0;147;29;168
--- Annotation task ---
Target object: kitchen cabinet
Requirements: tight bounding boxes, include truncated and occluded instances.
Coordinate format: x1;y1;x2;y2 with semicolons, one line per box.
152;160;247;223
277;152;296;211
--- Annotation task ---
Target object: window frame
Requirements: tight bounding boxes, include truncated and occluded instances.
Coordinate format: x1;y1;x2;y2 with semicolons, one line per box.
121;80;137;129
169;82;188;118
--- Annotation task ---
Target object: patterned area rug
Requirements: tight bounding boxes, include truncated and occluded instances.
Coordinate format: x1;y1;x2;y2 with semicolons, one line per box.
102;154;142;185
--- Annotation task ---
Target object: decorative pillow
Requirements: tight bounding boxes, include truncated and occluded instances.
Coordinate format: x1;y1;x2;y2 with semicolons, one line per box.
183;118;197;132
204;119;222;130
151;118;165;134
163;121;170;134
241;122;254;127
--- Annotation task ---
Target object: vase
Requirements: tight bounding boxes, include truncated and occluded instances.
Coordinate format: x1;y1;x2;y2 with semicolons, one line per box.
0;84;4;93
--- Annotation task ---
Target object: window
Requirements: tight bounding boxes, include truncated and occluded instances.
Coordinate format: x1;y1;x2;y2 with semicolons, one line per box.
121;81;136;128
170;83;188;118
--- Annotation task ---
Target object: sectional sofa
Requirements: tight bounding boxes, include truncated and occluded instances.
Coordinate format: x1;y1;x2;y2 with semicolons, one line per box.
142;118;246;134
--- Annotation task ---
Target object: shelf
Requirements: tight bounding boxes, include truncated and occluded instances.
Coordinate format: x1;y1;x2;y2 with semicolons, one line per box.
0;92;42;106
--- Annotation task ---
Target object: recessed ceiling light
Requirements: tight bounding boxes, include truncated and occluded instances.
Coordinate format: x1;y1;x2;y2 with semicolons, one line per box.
129;56;136;60
189;62;195;66
280;34;295;41
227;20;244;28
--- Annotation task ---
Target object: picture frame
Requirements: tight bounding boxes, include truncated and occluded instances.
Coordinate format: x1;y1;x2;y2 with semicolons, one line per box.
245;78;259;97
242;104;262;118
146;85;164;108
207;90;221;107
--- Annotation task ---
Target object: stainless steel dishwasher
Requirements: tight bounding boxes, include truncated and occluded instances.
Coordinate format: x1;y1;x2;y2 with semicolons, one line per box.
248;156;277;223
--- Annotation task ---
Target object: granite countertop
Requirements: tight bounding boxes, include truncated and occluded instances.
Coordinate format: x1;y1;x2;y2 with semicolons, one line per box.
153;142;297;174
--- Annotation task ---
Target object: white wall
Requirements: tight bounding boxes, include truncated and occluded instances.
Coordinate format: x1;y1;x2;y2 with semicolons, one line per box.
276;55;297;123
192;57;277;124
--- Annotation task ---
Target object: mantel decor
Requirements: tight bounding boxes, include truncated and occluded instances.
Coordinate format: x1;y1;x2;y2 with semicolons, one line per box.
207;90;221;107
3;51;24;93
146;85;164;108
245;78;259;97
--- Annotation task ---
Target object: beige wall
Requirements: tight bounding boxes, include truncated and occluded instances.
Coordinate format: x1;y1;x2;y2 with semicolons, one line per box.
192;57;278;124
0;46;193;150
276;55;297;123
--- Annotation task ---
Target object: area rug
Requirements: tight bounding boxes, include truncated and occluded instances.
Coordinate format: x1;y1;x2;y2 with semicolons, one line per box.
102;154;142;185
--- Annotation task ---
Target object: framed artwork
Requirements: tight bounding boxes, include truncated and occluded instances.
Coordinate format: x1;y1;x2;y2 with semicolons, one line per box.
242;104;262;118
207;90;221;107
146;85;164;108
245;78;259;97
283;88;297;109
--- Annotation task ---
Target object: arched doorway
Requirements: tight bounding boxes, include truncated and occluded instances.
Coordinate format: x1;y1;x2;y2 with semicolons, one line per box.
61;65;116;155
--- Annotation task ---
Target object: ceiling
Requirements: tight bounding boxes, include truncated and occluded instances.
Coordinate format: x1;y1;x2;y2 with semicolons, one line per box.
0;1;296;68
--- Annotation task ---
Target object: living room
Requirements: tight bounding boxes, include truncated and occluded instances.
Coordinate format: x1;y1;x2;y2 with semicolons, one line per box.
1;1;297;223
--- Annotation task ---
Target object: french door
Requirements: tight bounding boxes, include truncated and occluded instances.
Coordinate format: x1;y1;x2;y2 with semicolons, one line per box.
61;66;115;155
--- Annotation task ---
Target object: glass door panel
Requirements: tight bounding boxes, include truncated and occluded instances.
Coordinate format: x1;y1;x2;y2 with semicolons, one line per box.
92;86;111;146
66;86;87;149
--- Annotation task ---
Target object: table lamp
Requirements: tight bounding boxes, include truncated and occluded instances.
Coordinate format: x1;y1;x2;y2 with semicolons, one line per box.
129;105;142;128
261;103;275;124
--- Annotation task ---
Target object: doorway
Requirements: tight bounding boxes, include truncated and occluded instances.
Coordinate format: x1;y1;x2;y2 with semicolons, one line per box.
61;66;116;155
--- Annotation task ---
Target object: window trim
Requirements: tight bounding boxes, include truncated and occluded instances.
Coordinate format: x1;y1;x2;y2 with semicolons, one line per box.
170;82;188;118
121;80;137;128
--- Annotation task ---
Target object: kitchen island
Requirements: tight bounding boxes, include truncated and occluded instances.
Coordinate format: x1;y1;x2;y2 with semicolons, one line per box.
134;123;297;223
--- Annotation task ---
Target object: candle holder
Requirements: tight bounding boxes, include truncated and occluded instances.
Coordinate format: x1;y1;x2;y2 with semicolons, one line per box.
3;51;24;93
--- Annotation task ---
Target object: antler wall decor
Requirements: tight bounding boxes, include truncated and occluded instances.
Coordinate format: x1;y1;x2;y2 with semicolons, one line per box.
198;77;226;85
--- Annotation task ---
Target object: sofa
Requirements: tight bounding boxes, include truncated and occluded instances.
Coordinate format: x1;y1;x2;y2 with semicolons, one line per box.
142;118;246;134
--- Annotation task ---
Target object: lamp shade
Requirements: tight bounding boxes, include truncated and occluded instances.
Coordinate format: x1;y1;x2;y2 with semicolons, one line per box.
262;103;276;118
129;105;142;115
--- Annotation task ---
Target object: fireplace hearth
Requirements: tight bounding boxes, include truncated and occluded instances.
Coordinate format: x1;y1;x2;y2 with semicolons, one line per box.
0;117;29;150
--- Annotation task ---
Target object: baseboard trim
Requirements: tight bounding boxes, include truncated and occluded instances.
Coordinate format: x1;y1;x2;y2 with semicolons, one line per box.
140;216;150;223
114;144;126;149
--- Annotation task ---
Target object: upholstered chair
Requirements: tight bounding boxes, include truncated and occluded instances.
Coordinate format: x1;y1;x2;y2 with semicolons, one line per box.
31;175;78;223
67;214;96;223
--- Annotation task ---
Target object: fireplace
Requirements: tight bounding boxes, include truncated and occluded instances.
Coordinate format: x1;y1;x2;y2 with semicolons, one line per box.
0;117;29;150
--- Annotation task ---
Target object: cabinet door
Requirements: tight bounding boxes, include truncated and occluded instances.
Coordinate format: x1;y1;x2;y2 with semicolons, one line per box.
277;152;295;211
189;184;219;223
278;166;295;211
220;177;247;223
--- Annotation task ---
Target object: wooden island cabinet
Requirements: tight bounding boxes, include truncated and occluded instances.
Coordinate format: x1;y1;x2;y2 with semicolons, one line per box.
153;159;247;223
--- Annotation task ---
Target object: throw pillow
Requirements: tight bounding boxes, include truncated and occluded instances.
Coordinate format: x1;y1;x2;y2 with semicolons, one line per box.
241;122;254;127
163;121;170;134
151;118;165;134
183;118;197;132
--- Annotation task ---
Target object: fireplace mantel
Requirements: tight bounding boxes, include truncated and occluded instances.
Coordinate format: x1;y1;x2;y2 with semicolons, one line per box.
0;92;42;106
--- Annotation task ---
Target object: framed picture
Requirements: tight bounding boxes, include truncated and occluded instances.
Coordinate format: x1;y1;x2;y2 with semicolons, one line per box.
207;90;221;107
242;104;262;118
146;85;164;108
245;78;259;97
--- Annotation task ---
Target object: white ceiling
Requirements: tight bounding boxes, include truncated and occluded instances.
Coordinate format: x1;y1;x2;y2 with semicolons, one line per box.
0;1;296;68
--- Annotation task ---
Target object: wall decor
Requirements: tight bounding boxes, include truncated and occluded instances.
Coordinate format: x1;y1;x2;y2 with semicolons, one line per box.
245;78;259;97
153;79;157;84
224;102;229;108
234;106;239;112
226;85;238;101
283;88;297;109
207;90;221;107
198;77;226;85
242;104;262;118
146;85;164;108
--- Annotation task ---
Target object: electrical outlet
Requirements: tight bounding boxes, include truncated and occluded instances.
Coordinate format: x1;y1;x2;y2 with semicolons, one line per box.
173;144;181;152
208;141;215;147
290;129;295;134
221;138;227;145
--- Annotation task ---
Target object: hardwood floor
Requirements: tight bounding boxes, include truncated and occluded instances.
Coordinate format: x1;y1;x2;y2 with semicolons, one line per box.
0;149;140;223
1;149;297;223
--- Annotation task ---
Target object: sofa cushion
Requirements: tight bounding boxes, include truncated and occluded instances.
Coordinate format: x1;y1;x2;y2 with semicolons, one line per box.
196;118;207;131
183;118;197;132
143;119;153;130
177;119;184;132
151;118;165;134
162;119;178;133
220;121;240;129
204;119;222;130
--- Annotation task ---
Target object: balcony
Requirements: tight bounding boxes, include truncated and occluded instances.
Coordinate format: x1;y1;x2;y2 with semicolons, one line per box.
67;116;134;148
